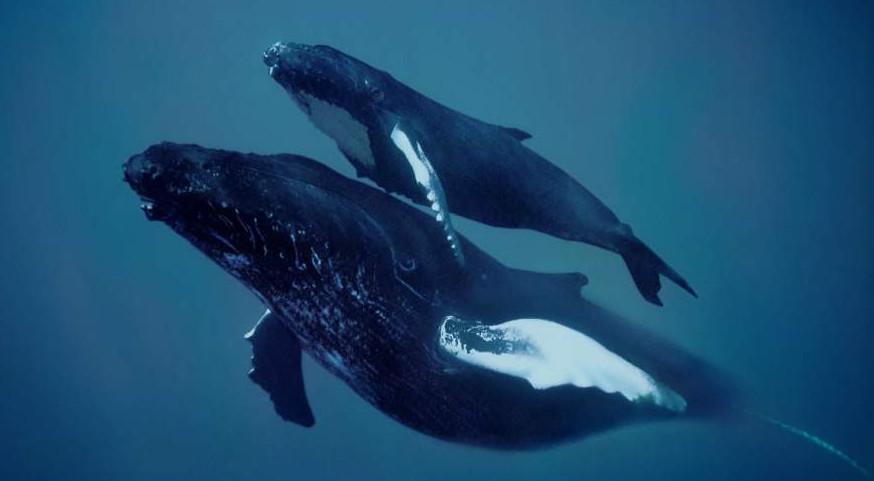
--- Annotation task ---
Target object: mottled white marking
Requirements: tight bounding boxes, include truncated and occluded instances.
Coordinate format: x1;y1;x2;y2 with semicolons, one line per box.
243;310;271;340
294;92;375;170
439;316;686;412
221;253;251;273
322;349;351;378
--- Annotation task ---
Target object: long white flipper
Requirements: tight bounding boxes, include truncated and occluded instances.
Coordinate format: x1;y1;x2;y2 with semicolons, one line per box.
390;123;464;266
438;316;686;412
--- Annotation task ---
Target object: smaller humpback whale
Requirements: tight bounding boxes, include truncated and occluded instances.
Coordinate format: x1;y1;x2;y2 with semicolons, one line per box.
122;143;871;477
263;42;696;306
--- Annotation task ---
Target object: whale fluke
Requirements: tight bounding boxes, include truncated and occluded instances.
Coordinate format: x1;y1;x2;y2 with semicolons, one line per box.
620;235;697;306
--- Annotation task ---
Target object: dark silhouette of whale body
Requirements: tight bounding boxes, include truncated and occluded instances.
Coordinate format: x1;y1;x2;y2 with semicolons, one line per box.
263;42;696;306
123;142;731;449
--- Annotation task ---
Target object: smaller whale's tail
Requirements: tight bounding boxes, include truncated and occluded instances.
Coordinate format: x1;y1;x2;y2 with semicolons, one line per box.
748;410;871;478
619;234;697;306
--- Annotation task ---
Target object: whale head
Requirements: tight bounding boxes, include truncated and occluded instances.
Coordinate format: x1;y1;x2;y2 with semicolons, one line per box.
263;42;401;172
123;142;391;300
263;42;389;114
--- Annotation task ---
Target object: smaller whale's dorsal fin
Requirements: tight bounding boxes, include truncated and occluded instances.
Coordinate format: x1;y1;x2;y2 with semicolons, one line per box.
245;310;315;427
500;126;533;141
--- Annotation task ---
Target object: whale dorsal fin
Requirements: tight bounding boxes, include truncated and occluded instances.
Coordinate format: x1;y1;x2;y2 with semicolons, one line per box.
500;126;532;141
245;310;315;427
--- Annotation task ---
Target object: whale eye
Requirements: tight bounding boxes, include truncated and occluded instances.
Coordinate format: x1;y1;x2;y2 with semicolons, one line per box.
370;87;384;102
364;79;384;103
398;256;417;272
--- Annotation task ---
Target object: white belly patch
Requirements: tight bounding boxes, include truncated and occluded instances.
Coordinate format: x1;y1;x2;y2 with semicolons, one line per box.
438;316;687;412
294;92;376;170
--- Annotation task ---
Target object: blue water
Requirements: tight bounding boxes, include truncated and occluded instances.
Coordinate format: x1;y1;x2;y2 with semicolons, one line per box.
1;1;872;480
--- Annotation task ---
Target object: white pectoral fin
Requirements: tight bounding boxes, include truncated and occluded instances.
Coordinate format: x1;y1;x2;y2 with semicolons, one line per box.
389;123;464;265
438;316;687;413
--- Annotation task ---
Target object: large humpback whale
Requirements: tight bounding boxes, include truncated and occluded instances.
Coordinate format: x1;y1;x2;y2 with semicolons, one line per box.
123;142;730;448
263;42;696;306
122;143;871;476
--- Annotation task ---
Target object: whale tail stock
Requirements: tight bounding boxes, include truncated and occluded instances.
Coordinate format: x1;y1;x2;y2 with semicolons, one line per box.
619;234;697;306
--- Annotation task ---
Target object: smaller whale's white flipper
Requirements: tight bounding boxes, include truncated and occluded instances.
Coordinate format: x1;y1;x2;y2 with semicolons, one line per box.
438;315;686;412
245;310;315;427
390;123;465;266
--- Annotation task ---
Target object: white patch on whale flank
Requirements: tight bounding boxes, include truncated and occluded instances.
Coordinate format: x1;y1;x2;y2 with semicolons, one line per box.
438;316;687;412
293;92;376;170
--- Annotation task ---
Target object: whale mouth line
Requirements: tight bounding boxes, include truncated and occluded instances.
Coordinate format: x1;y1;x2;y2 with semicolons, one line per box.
136;195;174;222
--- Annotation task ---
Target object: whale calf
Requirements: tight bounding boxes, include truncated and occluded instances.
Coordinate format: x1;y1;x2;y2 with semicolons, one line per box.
263;42;696;306
123;142;730;448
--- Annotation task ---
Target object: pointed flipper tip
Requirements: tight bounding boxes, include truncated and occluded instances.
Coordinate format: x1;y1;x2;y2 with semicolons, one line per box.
670;274;698;299
686;284;699;298
644;292;664;307
279;409;315;427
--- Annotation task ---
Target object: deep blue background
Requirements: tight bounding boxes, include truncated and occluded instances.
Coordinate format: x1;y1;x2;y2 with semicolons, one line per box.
1;1;872;479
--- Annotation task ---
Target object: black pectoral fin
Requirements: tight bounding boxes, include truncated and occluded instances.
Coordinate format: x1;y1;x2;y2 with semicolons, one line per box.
245;310;315;427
